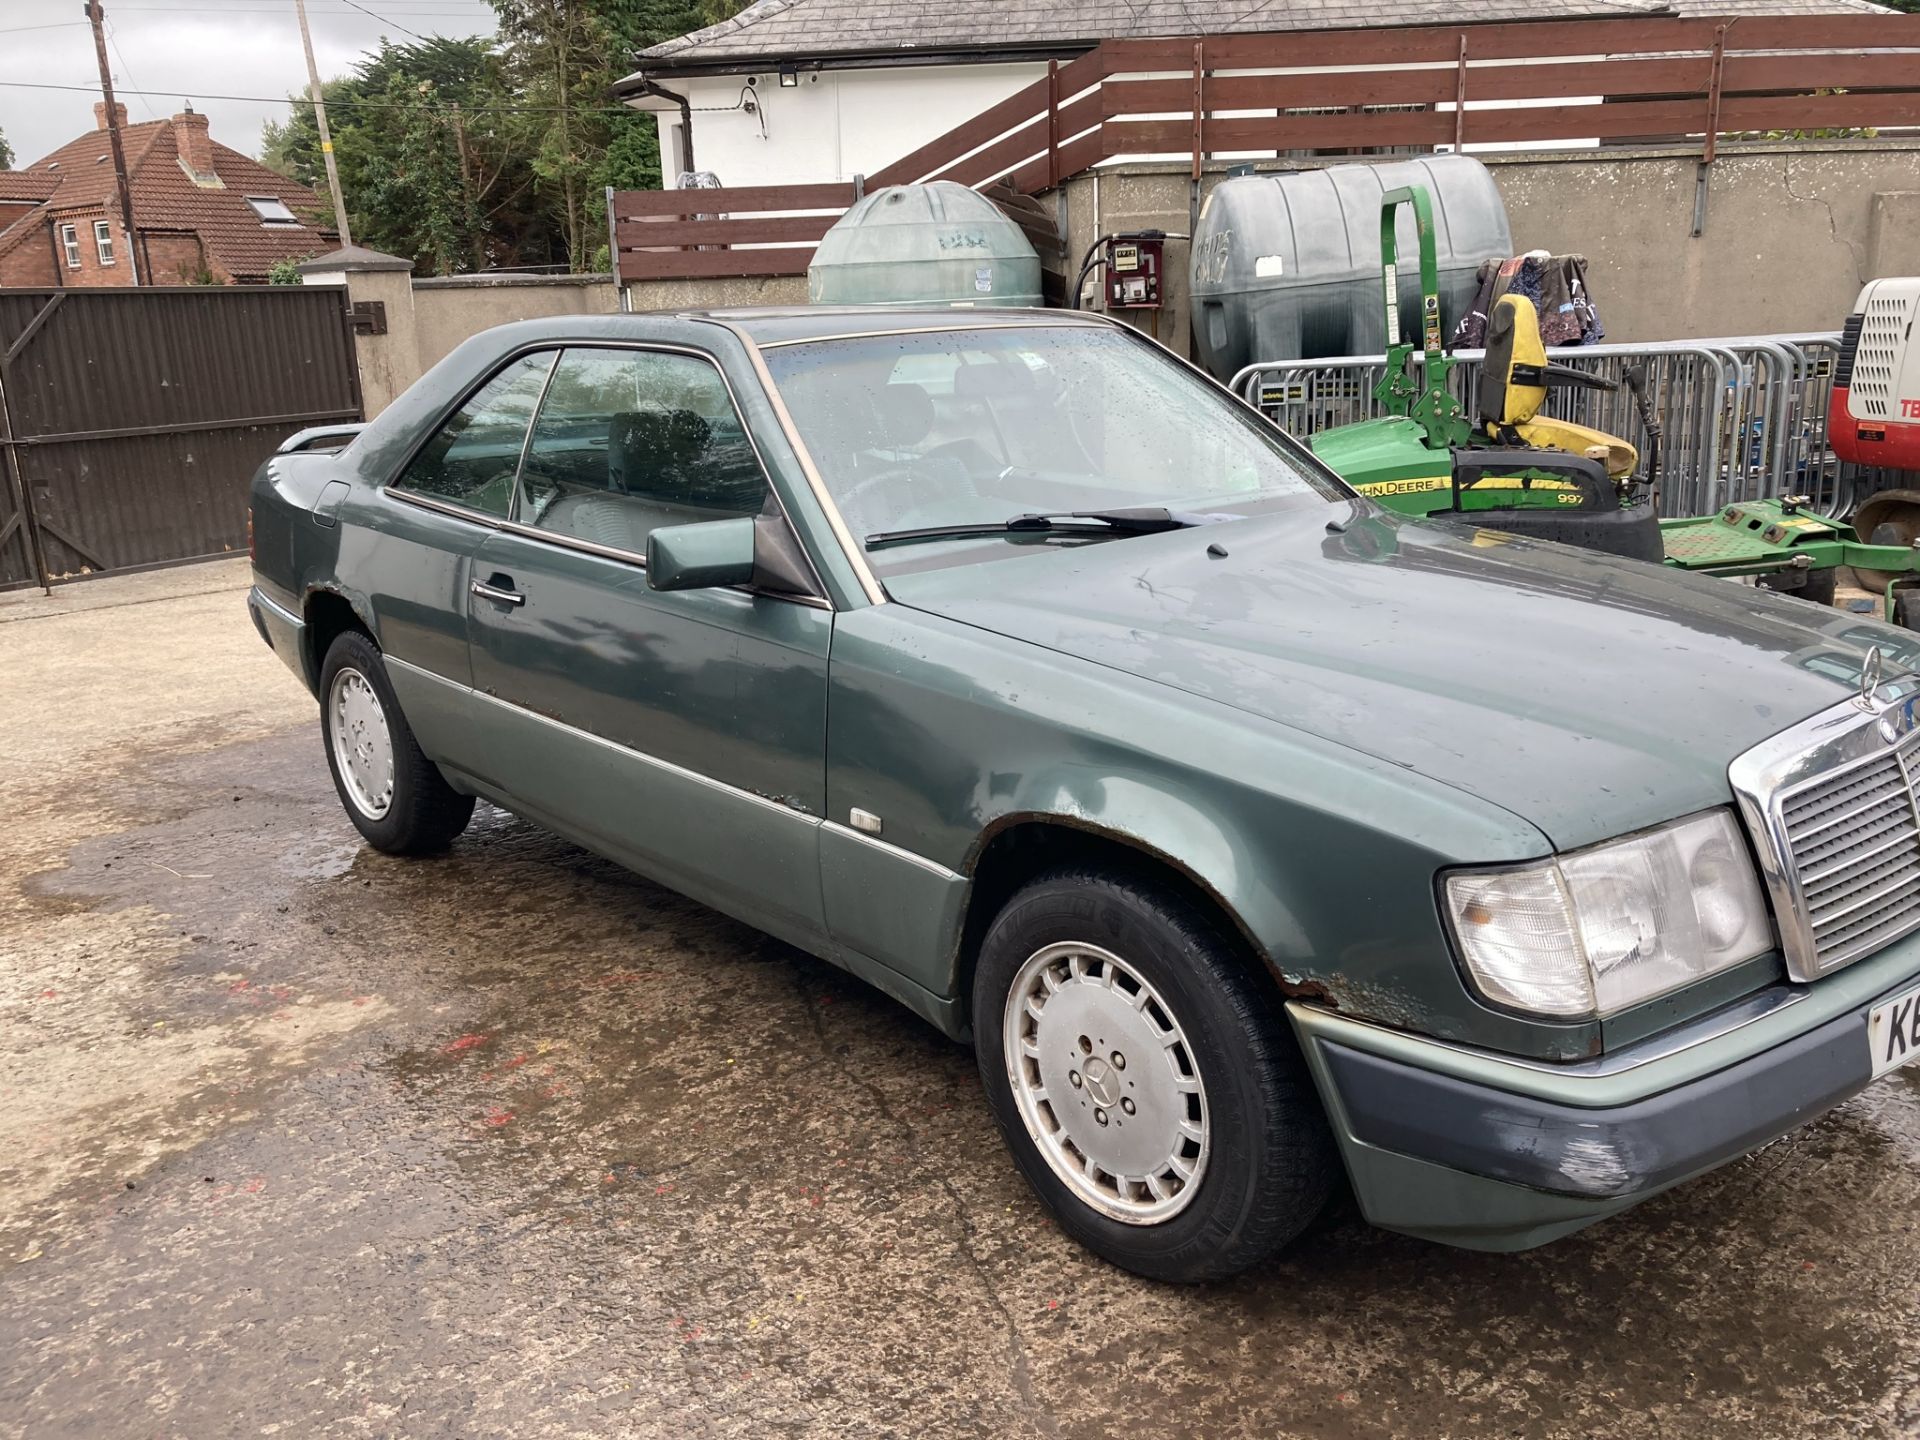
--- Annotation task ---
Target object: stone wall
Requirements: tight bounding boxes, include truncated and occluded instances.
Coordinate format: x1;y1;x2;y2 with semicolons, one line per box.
412;272;621;375
329;268;807;415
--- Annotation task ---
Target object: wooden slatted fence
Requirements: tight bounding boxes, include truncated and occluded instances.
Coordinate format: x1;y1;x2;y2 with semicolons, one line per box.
613;13;1920;286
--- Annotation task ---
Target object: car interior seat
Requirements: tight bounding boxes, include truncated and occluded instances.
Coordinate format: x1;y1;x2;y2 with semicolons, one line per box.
1476;294;1637;480
537;408;733;554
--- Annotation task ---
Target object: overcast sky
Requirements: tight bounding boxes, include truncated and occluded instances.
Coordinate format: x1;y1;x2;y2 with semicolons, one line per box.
0;0;501;166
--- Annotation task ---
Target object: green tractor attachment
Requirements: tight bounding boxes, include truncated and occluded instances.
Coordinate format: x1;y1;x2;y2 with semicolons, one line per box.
1305;184;1920;624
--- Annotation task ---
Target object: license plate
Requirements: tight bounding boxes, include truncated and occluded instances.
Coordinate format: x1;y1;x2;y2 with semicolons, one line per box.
1868;983;1920;1078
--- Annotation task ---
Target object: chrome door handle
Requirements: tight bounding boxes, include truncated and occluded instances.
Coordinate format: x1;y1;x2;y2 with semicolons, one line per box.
470;579;524;607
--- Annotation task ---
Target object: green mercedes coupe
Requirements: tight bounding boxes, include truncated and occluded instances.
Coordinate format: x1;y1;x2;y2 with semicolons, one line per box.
249;307;1920;1282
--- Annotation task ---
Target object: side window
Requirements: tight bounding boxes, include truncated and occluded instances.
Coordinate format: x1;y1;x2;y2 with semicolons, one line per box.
518;347;768;557
395;351;554;517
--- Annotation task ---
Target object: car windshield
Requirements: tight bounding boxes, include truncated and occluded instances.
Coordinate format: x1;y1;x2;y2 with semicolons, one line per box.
761;326;1344;574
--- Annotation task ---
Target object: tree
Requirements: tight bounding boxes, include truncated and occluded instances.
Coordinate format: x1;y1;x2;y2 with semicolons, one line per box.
488;0;750;268
264;36;551;274
0;126;14;171
260;2;750;272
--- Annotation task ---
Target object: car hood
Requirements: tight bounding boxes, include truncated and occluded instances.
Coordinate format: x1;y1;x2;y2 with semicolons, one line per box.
883;505;1920;849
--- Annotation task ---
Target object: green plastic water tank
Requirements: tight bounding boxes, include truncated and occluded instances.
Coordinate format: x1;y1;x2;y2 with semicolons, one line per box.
808;182;1043;309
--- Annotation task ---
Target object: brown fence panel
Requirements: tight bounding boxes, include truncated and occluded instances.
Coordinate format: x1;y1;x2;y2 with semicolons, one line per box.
611;182;856;286
610;11;1920;279
0;285;362;589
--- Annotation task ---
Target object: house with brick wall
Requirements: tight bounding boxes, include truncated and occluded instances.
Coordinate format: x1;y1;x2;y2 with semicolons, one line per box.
0;103;335;288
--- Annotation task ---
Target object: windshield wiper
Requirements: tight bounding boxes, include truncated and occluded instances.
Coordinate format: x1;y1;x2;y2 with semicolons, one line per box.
864;507;1229;551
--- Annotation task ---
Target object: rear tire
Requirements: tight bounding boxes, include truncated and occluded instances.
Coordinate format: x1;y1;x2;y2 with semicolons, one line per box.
972;869;1335;1283
318;630;474;854
1896;593;1920;632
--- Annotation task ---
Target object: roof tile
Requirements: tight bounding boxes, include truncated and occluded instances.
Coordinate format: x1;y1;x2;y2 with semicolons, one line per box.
636;0;1888;66
0;117;332;280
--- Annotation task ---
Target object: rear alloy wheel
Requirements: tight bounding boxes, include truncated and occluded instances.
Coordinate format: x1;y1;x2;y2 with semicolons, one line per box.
318;630;475;854
974;870;1335;1283
328;666;395;820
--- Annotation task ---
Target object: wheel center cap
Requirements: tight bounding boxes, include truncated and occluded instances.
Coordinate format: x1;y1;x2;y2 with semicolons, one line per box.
1082;1055;1119;1107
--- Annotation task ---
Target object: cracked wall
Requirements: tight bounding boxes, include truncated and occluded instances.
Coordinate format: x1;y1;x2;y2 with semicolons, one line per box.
1492;141;1920;342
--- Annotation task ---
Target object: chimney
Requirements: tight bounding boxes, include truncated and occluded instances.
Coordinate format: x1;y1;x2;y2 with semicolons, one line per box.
173;107;216;184
93;100;128;131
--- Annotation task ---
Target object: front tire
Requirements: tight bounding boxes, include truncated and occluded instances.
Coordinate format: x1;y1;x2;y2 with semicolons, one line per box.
973;870;1335;1283
318;630;474;854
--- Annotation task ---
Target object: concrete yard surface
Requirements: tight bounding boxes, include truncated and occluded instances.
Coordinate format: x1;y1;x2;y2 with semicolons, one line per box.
5;561;1920;1439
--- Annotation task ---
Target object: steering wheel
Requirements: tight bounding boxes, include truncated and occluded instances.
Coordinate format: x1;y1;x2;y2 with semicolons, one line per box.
836;465;922;536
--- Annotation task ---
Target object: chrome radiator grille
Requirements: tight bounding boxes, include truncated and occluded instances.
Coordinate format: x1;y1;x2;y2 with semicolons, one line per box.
1733;691;1920;982
1781;744;1920;970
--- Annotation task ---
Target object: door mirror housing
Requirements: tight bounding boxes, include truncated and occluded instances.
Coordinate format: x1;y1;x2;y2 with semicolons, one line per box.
647;516;758;591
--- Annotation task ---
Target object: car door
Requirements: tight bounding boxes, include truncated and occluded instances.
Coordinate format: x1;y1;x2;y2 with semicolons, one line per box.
369;349;557;767
462;344;833;950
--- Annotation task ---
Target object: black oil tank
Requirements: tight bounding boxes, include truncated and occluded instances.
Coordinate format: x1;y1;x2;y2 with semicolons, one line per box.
1190;156;1512;380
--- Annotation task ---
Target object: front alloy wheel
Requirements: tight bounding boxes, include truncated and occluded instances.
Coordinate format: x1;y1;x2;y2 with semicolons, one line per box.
1005;942;1209;1223
974;869;1336;1283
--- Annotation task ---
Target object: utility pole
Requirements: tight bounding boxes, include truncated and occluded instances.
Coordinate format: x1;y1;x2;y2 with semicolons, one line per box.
84;0;142;285
293;0;353;248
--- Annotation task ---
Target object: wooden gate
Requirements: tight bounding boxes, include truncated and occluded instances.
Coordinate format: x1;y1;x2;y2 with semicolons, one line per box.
0;285;362;589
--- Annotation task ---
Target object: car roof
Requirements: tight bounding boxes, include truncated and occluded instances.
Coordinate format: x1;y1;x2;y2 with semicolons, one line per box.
681;305;1114;347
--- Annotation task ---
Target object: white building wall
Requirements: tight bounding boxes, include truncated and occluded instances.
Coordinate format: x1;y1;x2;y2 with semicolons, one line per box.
655;62;1047;188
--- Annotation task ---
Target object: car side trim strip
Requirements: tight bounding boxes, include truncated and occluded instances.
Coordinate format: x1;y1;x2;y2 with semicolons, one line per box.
821;819;964;881
251;587;303;631
380;487;832;611
384;655;961;880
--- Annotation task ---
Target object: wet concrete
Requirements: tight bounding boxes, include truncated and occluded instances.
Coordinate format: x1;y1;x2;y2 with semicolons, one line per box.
5;561;1920;1438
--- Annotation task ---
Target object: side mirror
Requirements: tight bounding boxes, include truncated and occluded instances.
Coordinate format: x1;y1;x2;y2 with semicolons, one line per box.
647;516;757;592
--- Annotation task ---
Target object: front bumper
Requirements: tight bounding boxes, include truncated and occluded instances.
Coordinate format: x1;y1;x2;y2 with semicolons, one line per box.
1290;930;1920;1251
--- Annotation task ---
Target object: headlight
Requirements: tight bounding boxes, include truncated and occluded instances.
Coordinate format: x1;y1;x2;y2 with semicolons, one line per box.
1444;809;1774;1019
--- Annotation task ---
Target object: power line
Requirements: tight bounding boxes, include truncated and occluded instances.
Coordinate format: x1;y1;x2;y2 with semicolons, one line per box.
0;21;93;33
337;0;429;41
105;19;161;119
0;79;646;118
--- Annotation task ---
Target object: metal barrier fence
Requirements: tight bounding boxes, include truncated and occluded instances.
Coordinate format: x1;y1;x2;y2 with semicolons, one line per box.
1228;334;1879;520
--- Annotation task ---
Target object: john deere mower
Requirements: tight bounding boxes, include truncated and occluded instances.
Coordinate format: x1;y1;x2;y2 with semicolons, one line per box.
1306;185;1920;626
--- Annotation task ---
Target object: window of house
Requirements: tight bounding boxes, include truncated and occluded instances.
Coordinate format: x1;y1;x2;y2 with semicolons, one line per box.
93;220;115;266
60;224;81;269
515;347;768;558
245;195;299;226
394;352;557;517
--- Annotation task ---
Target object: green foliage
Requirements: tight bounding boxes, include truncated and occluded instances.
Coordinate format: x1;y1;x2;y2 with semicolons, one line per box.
263;36;552;275
266;257;307;285
260;2;749;274
0;126;14;171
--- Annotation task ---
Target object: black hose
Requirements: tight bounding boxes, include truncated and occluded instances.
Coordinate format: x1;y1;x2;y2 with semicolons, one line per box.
1069;236;1107;312
1623;365;1662;506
